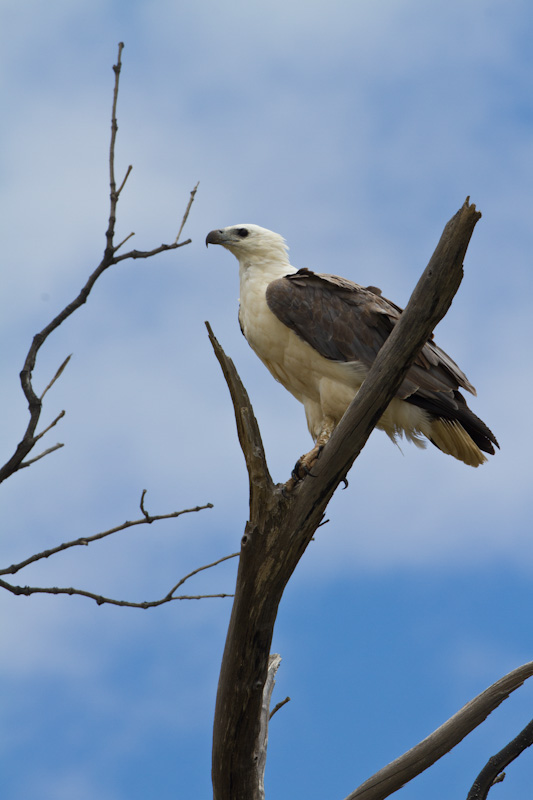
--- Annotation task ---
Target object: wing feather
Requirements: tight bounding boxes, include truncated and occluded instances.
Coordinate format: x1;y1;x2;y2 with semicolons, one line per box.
265;268;476;401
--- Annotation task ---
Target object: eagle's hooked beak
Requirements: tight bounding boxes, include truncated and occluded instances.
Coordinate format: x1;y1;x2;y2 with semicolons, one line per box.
206;229;227;247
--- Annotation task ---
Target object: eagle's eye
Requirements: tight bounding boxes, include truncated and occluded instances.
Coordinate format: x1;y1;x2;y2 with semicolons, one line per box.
236;228;249;238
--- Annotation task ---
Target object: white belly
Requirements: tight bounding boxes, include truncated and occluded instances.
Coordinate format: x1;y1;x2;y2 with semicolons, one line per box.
238;272;366;439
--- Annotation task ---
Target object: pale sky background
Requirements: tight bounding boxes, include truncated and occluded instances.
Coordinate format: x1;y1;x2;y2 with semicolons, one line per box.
1;1;533;798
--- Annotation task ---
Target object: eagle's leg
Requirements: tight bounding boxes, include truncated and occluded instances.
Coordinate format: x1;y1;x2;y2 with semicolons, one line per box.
290;444;323;482
287;417;336;488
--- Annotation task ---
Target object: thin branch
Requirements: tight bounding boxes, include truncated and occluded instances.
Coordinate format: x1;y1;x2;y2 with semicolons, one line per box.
113;239;192;263
114;231;135;252
344;662;533;800
269;696;291;720
18;443;64;470
105;41;124;253
0;549;238;608
14;408;68;471
116;163;133;199
175;181;199;244
466;717;533;800
34;409;66;442
164;551;240;598
140;488;150;519
1;513;237;607
1;500;214;577
0;576;235;608
40;355;72;401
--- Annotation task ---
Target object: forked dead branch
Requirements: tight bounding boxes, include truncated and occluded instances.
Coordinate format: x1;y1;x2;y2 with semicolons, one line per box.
1;43;232;607
0;42;196;487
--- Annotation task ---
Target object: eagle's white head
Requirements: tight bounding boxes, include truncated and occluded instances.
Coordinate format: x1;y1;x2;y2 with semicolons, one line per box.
206;224;290;267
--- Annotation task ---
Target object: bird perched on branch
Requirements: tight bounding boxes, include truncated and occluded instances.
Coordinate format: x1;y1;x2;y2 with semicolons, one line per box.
206;224;498;475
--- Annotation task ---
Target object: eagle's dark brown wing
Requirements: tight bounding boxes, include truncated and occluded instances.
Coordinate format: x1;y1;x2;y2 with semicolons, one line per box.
266;268;473;398
266;268;498;455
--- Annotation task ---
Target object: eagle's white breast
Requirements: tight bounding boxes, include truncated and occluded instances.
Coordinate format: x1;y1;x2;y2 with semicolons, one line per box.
238;259;367;439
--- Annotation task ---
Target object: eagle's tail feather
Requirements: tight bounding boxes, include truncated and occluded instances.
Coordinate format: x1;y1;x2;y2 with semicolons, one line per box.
402;389;499;467
379;391;498;467
428;419;488;467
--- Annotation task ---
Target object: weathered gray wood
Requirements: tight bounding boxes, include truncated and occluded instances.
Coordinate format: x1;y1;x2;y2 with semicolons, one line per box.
345;661;533;800
257;655;282;800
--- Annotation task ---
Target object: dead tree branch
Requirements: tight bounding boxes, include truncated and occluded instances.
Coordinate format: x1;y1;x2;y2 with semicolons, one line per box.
210;199;483;800
1;497;214;577
0;548;237;608
0;42;197;486
175;181;200;244
345;661;533;800
466;716;533;800
0;494;235;607
269;697;291;720
40;355;72;401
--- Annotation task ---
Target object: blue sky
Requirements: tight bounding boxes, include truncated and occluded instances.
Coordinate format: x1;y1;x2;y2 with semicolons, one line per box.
1;1;533;798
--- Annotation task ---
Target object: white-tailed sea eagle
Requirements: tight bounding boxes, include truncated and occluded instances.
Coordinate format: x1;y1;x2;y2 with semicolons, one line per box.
206;224;498;471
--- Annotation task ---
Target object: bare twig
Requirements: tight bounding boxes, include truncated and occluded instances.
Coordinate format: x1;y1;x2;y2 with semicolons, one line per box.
164;551;239;598
34;410;66;442
106;41;124;253
269;696;291;720
114;231;135;252
466;717;533;800
18;443;65;470
40;355;71;401
116;164;133;199
175;181;200;244
113;238;192;263
1;499;214;577
140;489;150;519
